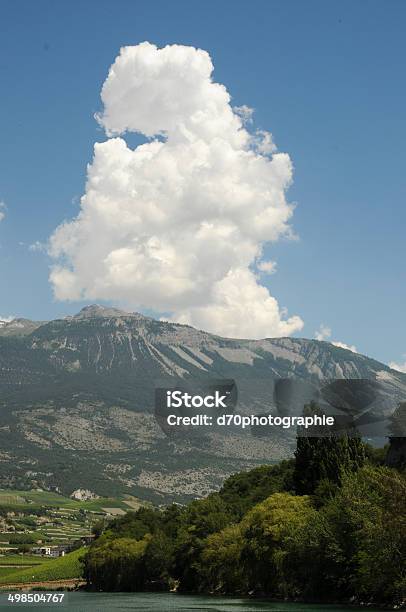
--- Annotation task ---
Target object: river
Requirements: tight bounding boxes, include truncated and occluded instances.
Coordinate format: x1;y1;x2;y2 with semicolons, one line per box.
0;592;385;611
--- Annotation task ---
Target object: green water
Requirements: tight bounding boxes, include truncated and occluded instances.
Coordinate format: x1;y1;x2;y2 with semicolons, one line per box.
0;592;384;611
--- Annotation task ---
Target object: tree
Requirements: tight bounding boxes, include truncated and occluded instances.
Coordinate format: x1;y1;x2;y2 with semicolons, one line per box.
84;536;150;591
8;533;36;545
322;466;406;605
385;402;406;470
240;492;318;597
143;530;175;588
18;544;31;554
81;443;403;606
173;494;234;591
198;525;245;593
294;403;365;496
106;507;162;539
219;460;294;519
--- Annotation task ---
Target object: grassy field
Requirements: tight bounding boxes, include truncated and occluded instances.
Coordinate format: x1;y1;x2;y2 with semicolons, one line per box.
0;548;86;585
0;566;29;579
0;555;47;565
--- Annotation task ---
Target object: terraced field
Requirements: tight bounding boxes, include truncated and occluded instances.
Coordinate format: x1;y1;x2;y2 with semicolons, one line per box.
0;489;145;570
0;489;129;512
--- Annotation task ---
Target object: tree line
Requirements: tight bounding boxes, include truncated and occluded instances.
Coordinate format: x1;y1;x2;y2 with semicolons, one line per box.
83;409;405;607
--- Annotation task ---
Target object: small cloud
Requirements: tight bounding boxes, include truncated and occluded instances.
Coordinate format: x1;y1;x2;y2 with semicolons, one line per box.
233;105;254;124
251;130;277;155
0;201;6;223
256;259;277;275
389;356;406;373
315;324;331;341
332;341;358;353
315;324;357;352
29;241;46;253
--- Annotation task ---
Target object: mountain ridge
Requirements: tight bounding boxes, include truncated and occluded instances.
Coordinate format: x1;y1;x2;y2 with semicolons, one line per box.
0;305;404;502
0;304;400;370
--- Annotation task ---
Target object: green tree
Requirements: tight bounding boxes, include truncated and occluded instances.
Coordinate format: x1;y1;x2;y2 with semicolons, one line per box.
219;460;294;519
143;530;175;588
294;403;366;496
106;507;162;539
364;442;388;466
240;492;318;597
8;533;36;545
84;536;150;591
198;525;246;593
385;402;406;470
18;544;31;554
173;494;233;591
322;466;406;605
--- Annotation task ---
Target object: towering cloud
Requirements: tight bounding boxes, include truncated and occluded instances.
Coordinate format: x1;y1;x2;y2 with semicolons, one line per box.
49;42;303;339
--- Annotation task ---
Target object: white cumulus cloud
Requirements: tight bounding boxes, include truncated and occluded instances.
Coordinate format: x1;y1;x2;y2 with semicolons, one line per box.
49;42;303;339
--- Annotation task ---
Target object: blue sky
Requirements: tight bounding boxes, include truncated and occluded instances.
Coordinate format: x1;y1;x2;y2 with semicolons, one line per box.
0;0;405;365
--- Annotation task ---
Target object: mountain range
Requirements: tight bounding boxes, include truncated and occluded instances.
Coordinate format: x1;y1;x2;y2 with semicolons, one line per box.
0;304;404;503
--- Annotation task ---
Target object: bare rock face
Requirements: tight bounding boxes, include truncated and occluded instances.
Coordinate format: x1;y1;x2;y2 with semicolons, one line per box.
0;305;404;502
68;304;143;320
70;488;100;501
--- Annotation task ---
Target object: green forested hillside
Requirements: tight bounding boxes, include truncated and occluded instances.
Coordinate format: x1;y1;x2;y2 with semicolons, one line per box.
83;435;406;607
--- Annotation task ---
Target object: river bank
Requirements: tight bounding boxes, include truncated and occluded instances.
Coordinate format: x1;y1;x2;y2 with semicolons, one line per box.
0;592;390;611
0;586;401;611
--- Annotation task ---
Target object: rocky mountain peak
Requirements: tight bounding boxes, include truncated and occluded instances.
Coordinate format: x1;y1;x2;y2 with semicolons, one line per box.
72;304;136;320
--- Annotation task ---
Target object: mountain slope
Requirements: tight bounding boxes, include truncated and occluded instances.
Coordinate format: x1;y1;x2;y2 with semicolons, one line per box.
0;318;46;337
0;305;404;502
